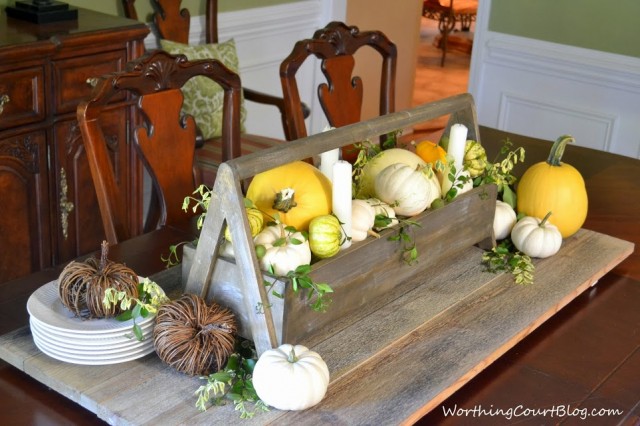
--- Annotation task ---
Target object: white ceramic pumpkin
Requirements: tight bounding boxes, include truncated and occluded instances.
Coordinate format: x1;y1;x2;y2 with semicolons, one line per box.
374;163;441;217
493;200;517;240
510;212;562;258
356;148;426;198
351;199;376;242
252;344;330;411
254;224;311;275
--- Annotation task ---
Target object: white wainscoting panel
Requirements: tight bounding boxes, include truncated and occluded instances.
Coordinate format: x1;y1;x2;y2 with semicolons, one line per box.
142;0;343;140
469;0;640;158
497;92;617;152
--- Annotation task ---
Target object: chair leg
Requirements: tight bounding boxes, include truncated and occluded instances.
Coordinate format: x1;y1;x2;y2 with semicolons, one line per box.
438;12;456;67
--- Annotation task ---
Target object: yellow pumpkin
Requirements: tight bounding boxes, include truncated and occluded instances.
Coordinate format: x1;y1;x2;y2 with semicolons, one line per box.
415;140;447;165
516;135;588;238
246;161;332;231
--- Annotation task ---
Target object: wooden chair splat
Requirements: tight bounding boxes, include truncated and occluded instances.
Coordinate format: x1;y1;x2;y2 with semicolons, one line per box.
280;21;397;162
77;50;241;244
122;0;310;184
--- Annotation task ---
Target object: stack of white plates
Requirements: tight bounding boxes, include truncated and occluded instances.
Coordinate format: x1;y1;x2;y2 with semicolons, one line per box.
27;280;157;365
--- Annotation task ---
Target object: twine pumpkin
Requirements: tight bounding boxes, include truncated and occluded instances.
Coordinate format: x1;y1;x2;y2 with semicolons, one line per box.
58;241;139;319
153;294;237;376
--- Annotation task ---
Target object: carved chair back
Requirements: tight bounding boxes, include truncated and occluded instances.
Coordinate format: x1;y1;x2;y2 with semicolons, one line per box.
77;50;241;244
121;0;302;185
280;21;397;162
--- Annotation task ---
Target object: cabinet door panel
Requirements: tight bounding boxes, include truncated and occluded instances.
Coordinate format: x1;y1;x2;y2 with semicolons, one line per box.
0;66;45;129
53;108;129;262
0;131;51;283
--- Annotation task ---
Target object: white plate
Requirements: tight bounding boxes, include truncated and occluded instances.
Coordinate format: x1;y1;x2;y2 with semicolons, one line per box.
30;320;154;352
31;332;153;359
32;334;156;365
30;315;155;342
27;279;159;334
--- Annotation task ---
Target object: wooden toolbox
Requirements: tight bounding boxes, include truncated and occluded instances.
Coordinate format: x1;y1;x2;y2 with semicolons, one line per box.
184;94;496;355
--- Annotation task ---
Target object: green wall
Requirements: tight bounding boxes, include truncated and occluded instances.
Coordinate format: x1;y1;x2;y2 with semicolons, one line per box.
489;0;640;58
1;0;297;20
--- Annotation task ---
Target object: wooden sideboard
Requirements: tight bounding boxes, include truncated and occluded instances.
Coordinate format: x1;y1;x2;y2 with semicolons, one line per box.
0;9;149;283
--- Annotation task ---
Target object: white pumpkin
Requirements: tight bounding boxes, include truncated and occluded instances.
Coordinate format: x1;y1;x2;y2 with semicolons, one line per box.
356;148;426;198
511;212;562;258
493;200;517;240
374;163;441;217
351;199;376;242
252;344;330;411
254;224;311;276
364;198;399;230
441;165;473;198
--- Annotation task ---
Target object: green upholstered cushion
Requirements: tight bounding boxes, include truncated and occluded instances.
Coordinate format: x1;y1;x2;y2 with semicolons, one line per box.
159;38;247;139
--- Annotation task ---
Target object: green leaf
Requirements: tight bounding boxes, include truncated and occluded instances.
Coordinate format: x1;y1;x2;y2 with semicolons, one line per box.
502;185;516;208
210;371;232;382
132;323;144;341
131;303;142;318
255;244;266;259
116;310;133;321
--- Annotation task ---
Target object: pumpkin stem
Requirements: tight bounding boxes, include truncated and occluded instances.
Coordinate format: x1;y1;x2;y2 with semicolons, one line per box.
287;346;298;363
539;211;553;227
547;135;575;166
99;240;109;270
367;229;381;239
273;188;297;213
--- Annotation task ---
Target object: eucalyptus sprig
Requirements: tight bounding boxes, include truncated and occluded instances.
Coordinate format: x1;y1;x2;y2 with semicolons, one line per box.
195;339;269;419
286;264;333;312
439;161;473;202
474;138;526;207
387;219;422;265
183;184;212;230
102;278;169;340
482;239;535;285
351;138;380;192
259;263;333;314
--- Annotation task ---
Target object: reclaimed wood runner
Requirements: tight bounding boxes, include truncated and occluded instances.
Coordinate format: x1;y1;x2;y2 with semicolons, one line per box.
0;229;633;425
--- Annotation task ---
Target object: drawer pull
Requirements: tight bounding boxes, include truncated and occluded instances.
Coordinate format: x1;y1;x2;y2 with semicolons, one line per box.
0;94;9;115
59;167;75;240
86;77;99;88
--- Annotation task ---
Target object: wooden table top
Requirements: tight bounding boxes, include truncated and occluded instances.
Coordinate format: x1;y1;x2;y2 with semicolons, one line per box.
0;126;638;425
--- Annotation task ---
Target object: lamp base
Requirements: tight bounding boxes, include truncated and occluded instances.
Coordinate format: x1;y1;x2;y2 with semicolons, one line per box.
6;1;78;24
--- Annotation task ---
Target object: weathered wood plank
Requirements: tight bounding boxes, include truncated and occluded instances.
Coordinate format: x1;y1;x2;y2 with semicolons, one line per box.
0;229;632;425
275;229;634;425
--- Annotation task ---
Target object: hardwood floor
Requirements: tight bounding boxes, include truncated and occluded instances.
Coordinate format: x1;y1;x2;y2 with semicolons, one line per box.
412;17;472;133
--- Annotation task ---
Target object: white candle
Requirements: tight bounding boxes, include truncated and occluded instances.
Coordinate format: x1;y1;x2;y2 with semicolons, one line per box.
448;123;468;171
332;160;352;249
319;148;340;182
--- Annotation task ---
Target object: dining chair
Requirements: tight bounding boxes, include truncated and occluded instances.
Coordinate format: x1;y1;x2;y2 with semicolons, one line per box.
422;0;478;66
280;21;397;162
76;50;241;245
122;0;309;184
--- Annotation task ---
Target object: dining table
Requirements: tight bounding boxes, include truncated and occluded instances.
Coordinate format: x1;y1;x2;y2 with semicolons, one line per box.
0;125;637;425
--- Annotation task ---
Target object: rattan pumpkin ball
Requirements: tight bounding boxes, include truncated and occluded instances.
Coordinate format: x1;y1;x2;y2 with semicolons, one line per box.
58;241;139;319
153;294;237;376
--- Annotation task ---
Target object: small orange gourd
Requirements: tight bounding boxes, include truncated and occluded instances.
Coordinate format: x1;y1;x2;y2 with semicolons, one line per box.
415;140;447;165
516;135;588;238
